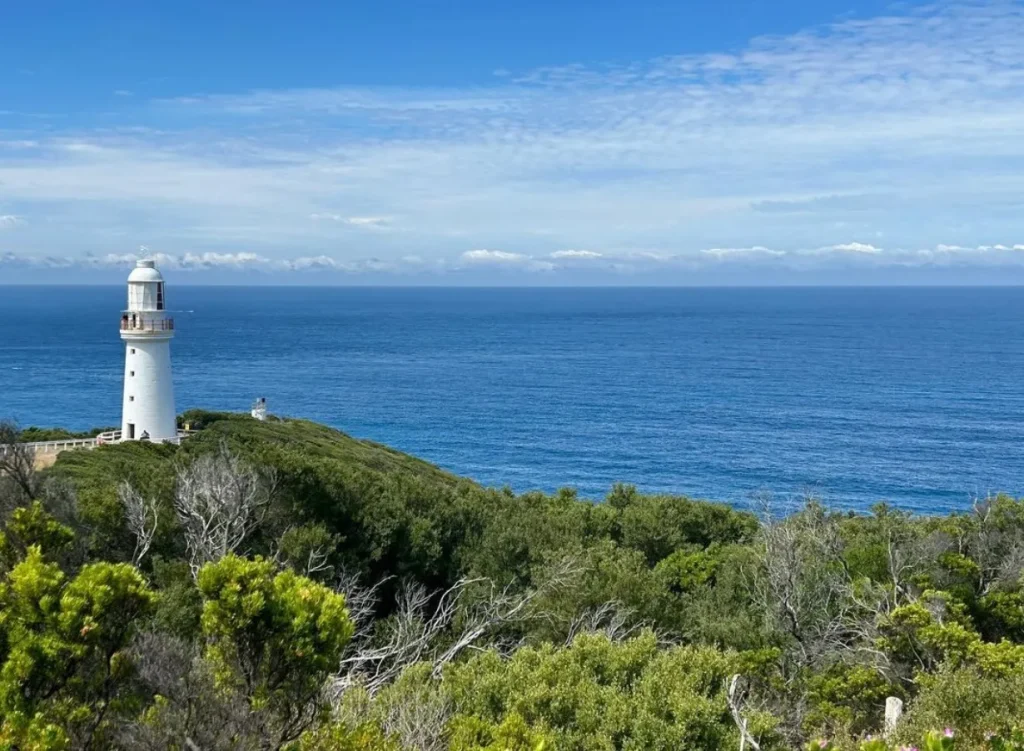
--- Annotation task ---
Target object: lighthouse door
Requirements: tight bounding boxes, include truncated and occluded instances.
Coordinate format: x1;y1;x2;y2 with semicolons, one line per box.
127;423;135;440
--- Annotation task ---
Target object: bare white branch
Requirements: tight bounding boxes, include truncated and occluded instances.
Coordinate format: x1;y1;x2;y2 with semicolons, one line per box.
727;674;762;751
173;442;275;577
271;526;336;579
335;569;393;643
330;558;581;702
119;480;159;566
564;600;643;646
970;494;1024;595
380;683;451;751
752;499;853;668
303;545;332;577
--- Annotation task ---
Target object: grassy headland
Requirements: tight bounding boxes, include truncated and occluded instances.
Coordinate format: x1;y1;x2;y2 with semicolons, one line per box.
0;410;1022;749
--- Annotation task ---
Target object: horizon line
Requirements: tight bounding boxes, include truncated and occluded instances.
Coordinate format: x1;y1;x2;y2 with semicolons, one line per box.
5;282;1024;289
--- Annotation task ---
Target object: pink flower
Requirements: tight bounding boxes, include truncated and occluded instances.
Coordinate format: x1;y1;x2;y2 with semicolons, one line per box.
944;728;955;738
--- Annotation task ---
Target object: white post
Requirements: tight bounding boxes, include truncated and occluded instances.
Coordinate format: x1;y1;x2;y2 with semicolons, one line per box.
884;696;903;738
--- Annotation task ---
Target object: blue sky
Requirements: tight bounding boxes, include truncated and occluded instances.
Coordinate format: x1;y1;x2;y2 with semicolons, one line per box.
3;0;1024;284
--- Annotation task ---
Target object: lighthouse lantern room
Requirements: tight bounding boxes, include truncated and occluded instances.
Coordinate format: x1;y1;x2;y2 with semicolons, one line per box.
120;259;177;442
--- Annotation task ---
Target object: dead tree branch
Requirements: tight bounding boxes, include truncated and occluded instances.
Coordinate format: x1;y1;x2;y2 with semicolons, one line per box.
564;600;644;646
380;684;451;751
0;420;37;504
272;525;335;579
330;558;580;701
727;674;762;751
173;443;275;577
752;500;853;668
119;480;159;566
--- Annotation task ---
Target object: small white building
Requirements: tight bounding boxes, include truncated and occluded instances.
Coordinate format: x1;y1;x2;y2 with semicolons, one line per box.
119;259;177;442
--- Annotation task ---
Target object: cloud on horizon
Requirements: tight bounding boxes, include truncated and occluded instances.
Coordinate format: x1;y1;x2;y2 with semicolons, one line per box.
4;1;1024;282
7;241;1024;281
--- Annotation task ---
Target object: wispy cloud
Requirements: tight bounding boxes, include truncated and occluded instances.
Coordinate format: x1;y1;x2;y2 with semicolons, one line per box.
4;2;1024;280
701;246;786;258
550;249;603;259
459;249;555;271
460;249;528;264
814;242;883;255
309;213;392;228
0;215;25;229
0;249;410;274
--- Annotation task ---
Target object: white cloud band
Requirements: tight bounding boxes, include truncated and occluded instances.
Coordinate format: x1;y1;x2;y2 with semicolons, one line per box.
6;242;1024;275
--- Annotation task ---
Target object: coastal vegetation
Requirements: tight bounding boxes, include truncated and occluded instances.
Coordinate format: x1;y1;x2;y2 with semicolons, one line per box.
1;411;1024;749
14;427;114;443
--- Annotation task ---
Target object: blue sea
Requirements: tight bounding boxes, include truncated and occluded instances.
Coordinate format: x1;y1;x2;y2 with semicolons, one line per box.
1;285;1023;513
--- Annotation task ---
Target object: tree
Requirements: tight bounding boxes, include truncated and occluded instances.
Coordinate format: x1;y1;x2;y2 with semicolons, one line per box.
0;419;38;505
275;523;338;580
196;555;354;747
114;632;264;751
174;444;276;577
895;665;1024;746
752;501;852;668
0;547;156;749
0;500;76;569
118;481;159;567
746;501;871;742
331;559;580;700
611;487;757;565
293;722;397;751
435;631;772;751
964;494;1024;597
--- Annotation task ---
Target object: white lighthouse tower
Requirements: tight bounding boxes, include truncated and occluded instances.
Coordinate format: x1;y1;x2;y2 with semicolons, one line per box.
119;259;177;442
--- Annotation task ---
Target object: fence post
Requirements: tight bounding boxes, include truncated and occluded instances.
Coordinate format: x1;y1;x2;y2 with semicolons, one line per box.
884;696;903;739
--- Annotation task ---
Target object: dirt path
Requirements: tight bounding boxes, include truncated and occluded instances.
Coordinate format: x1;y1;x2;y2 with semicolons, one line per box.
32;452;61;470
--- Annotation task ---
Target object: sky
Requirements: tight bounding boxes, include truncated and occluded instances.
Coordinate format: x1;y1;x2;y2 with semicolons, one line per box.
3;0;1024;285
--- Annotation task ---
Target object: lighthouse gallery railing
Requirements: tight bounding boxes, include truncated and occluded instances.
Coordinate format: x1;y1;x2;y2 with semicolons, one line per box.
120;317;175;332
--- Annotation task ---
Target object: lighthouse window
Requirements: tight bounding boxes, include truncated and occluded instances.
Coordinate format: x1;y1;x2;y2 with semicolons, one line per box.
156;283;164;311
130;370;135;377
130;348;136;354
129;396;134;402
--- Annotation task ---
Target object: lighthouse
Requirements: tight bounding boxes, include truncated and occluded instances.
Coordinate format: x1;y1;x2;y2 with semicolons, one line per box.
119;259;177;442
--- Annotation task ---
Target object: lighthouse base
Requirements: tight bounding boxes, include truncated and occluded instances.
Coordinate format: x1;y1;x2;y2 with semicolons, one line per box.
120;337;177;442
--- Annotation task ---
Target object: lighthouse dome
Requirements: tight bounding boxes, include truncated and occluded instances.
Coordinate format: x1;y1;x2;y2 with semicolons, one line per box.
128;259;164;283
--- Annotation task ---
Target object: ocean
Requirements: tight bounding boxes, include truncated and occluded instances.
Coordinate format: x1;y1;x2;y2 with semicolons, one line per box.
1;285;1022;513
